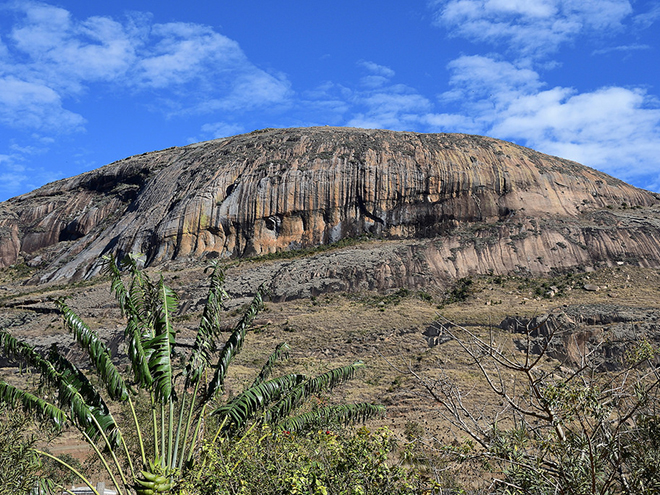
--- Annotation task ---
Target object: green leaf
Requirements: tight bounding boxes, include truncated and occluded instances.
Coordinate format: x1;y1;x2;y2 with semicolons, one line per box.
147;276;178;402
0;381;67;429
264;362;365;423
185;262;229;389
0;332;121;446
276;403;386;433
206;284;266;401
56;299;129;402
251;342;290;388
212;374;306;429
47;345;123;447
104;255;156;387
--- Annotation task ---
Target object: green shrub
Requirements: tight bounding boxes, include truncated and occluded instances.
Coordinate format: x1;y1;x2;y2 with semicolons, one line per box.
183;426;435;495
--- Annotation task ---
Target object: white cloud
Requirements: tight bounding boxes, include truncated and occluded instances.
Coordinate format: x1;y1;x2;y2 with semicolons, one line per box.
633;2;660;28
0;152;63;199
358;60;396;78
0;2;291;132
430;0;633;56
592;44;650;55
442;55;542;104
347;85;433;130
8;3;135;93
434;55;660;189
135;22;242;88
0;76;85;131
198;122;245;141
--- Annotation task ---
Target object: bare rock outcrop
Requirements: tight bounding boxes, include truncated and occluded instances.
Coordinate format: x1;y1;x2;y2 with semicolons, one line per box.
1;127;659;284
501;305;660;370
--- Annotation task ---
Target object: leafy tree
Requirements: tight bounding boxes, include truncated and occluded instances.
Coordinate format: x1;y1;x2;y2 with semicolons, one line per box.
0;255;384;494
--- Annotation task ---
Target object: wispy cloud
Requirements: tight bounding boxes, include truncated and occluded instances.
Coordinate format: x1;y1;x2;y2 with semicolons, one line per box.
0;151;63;200
0;76;85;131
591;44;650;55
196;122;246;141
430;0;633;57
0;1;291;131
432;55;660;189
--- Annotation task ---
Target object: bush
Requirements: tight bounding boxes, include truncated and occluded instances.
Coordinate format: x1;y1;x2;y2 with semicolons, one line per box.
0;408;40;494
182;426;436;495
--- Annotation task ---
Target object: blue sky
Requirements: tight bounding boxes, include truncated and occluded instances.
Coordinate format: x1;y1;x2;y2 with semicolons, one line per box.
1;0;659;202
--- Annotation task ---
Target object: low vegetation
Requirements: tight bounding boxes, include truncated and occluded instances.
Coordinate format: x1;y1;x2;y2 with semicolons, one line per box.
405;315;660;494
1;258;659;493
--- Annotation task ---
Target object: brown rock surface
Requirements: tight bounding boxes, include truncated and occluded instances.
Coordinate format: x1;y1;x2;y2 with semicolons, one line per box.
1;126;659;284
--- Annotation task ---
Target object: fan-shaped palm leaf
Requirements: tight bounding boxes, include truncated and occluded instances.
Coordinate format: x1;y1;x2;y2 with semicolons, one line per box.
185;262;228;389
0;330;67;391
0;381;67;429
104;255;155;387
212;374;306;429
146;277;178;402
251;342;290;388
0;331;122;446
47;346;122;447
264;362;365;424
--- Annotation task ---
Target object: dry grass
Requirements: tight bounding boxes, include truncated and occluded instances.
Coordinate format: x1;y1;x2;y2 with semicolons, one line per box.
2;260;660;488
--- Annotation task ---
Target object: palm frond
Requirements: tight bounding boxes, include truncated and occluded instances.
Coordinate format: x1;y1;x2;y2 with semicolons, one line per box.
146;276;178;402
0;330;38;366
264;361;365;423
185;262;229;389
56;299;129;402
103;254;131;317
276;403;386;433
104;255;155;387
205;284;266;401
0;381;67;429
0;334;121;445
212;374;306;430
47;346;123;447
0;331;63;388
251;342;290;388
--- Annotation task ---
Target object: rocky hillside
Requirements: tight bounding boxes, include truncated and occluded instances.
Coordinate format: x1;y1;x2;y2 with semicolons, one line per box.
1;126;660;286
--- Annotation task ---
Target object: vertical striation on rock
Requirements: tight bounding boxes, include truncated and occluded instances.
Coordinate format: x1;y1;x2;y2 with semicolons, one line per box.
0;127;659;283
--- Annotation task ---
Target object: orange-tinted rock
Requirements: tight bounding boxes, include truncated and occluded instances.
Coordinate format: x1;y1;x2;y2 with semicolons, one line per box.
0;127;659;283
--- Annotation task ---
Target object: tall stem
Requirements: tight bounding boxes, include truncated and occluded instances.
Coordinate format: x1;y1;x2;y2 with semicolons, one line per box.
128;395;147;467
178;379;201;468
120;429;136;480
187;403;207;465
36;450;101;495
80;430;126;495
172;392;187;469
160;402;166;468
89;414;130;490
167;398;175;468
151;393;159;462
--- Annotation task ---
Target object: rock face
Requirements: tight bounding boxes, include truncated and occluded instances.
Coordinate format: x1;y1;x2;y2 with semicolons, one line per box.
1;126;660;284
500;305;660;370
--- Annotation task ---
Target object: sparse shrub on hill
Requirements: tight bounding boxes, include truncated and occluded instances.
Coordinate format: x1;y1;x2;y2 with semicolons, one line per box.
0;255;384;495
408;315;660;494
